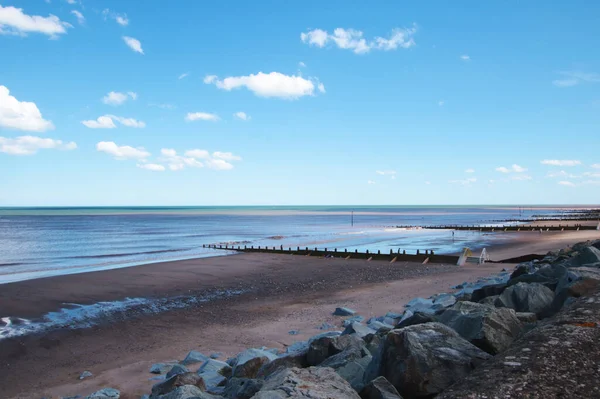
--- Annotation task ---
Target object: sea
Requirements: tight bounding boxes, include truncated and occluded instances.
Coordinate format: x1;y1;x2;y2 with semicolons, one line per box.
0;205;562;285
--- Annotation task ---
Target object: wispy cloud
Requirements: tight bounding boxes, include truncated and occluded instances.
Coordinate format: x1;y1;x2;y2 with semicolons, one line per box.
178;72;189;80
137;163;165;172
0;135;76;155
552;71;600;88
102;91;137;106
0;5;72;37
368;180;376;185
301;25;417;54
234;112;250;121
123;36;143;54
547;170;580;178
159;148;242;171
449;177;476;186
96;141;150;160
376;170;396;176
102;9;129;26
592;164;600;169
185;112;219;122
82;115;145;129
460;54;470;61
70;10;84;25
541;159;581;166
438;100;445;106
558;181;576;187
495;164;527;173
465;168;475;173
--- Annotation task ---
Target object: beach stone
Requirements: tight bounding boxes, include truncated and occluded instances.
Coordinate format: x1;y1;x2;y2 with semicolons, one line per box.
252;367;361;399
85;388;120;399
515;312;537;323
307;331;342;344
209;353;221;359
198;358;231;375
343;321;376;339
550;266;600;316
197;371;226;390
321;350;372;392
470;283;507;303
343;315;365;327
156;385;218;399
395;311;436;329
223;378;263;399
285;340;309;355
79;370;93;380
231;348;278;371
366;320;394;332
438;301;523;354
373;322;491;398
433;293;457;308
333;307;356;316
495;282;554;316
478;294;499;306
233;356;270;379
307;334;365;366
181;351;210;366
257;350;309;379
150;362;179;374
150;373;206;398
166;364;189;379
360;376;403;399
573;246;600;266
404;297;434;313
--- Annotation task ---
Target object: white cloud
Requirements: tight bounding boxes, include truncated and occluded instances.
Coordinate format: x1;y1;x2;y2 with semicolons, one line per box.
184;149;209;159
65;0;78;4
137;163;165;172
552;71;600;88
0;5;71;37
317;82;326;93
541;159;581;166
495;164;527;173
149;103;176;110
0;135;76;155
185;112;219;122
70;10;84;25
205;158;234;170
583;172;600;178
547;170;580;178
203;75;218;84
115;15;129;26
178;72;189;80
234;112;250;121
465;168;475;173
558;181;576;187
299;62;306;68
123;36;143;54
376;170;396;176
425;181;431;185
82;115;145;129
460;54;470;61
368;180;376;185
449;178;476;186
205;72;321;100
213;151;242;161
102;91;137;106
96;141;150;160
0;86;54;132
592;164;600;169
511;175;532;181
301;26;417;54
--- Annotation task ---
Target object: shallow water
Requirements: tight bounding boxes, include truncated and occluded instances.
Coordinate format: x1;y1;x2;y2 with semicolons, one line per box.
0;206;558;284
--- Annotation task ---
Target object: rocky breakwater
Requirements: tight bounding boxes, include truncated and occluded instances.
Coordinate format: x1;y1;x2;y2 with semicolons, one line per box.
76;239;600;399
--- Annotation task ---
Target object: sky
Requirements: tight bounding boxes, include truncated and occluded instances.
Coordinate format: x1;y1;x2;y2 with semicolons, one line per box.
1;0;600;206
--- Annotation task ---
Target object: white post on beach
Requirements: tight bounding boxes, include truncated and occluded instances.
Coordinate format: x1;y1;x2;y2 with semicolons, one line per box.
457;247;471;266
597;222;600;231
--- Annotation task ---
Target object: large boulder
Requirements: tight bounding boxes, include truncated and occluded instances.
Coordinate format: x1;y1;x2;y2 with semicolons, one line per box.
438;301;523;354
307;334;364;366
181;350;210;366
470;283;507;303
223;378;263;399
318;340;372;392
252;367;361;398
550;266;600;316
495;282;554;316
372;322;491;398
573;246;600;266
257;351;308;379
157;385;219;399
85;388;120;399
343;321;376;339
197;358;231;389
166;364;189;379
360;376;403;399
150;362;179;374
395;311;437;329
231;348;278;379
150;373;206;398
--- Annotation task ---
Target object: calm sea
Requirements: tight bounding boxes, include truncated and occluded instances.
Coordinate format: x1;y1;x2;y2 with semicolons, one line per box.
0;206;559;284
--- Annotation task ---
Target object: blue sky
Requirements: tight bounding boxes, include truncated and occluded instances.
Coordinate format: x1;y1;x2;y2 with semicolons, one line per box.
1;0;599;206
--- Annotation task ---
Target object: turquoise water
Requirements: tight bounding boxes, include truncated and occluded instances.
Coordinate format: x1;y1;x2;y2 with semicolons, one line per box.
0;206;559;284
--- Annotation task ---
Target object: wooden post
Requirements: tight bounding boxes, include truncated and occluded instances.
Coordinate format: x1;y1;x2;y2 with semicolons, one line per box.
378;250;381;255
417;249;420;255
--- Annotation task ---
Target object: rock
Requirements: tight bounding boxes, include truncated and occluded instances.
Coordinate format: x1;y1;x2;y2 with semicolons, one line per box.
307;334;362;366
321;350;372;392
574;246;600;266
395;311;437;329
366;320;394;332
495;282;554;316
230;348;278;370
166;364;189;379
508;272;560;291
404;297;435;313
470;283;507;303
453;291;472;302
432;293;457;308
150;373;206;398
181;351;210;366
157;385;218;399
384;312;403;319
223;378;263;399
373;322;491;398
478;295;499;306
257;350;309;379
509;263;533;280
252;367;361;399
79;371;93;380
550;266;600;316
197;359;230;388
150;362;178;374
308;330;342;344
360;376;403;399
85;388;120;399
343;321;376;339
515;312;537;323
210;353;221;359
343;315;365;327
438;301;523;354
333;307;356;316
318;322;336;330
233;356;270;379
286;340;309;355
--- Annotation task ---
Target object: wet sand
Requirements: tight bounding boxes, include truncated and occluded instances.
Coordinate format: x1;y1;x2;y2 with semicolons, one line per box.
1;229;599;399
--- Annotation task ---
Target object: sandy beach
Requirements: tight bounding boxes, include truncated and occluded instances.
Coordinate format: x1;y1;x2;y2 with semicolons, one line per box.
1;229;599;399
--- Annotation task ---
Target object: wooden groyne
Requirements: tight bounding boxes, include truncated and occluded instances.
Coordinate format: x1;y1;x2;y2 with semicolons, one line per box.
203;244;460;264
395;224;599;232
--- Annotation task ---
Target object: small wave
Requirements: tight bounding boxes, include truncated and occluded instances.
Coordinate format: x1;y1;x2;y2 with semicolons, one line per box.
66;248;189;259
265;235;285;240
208;240;252;247
0;289;246;340
0;262;26;267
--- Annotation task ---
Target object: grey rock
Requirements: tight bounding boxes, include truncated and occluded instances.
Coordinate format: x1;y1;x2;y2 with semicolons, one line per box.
405;297;433;308
307;330;342;344
343;322;376;339
574;246;600;266
157;385;218;399
79;370;93;380
286;340;309;355
252;367;361;399
333;307;356;316
231;348;278;378
374;322;491;398
307;334;365;366
223;378;263;399
550;266;600;315
438;301;523;354
321;350;372;392
366;320;394;332
317;322;336;330
197;358;231;375
150;362;178;374
288;330;299;335
150;373;206;398
395;311;437;329
478;295;499;306
360;376;403;399
197;371;226;390
495;282;554;316
343;315;365;327
209;353;221;359
257;350;308;379
384;312;403;319
470;283;507;303
433;293;457;308
515;312;537;323
85;388;120;399
166;364;189;379
181;351;210;366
